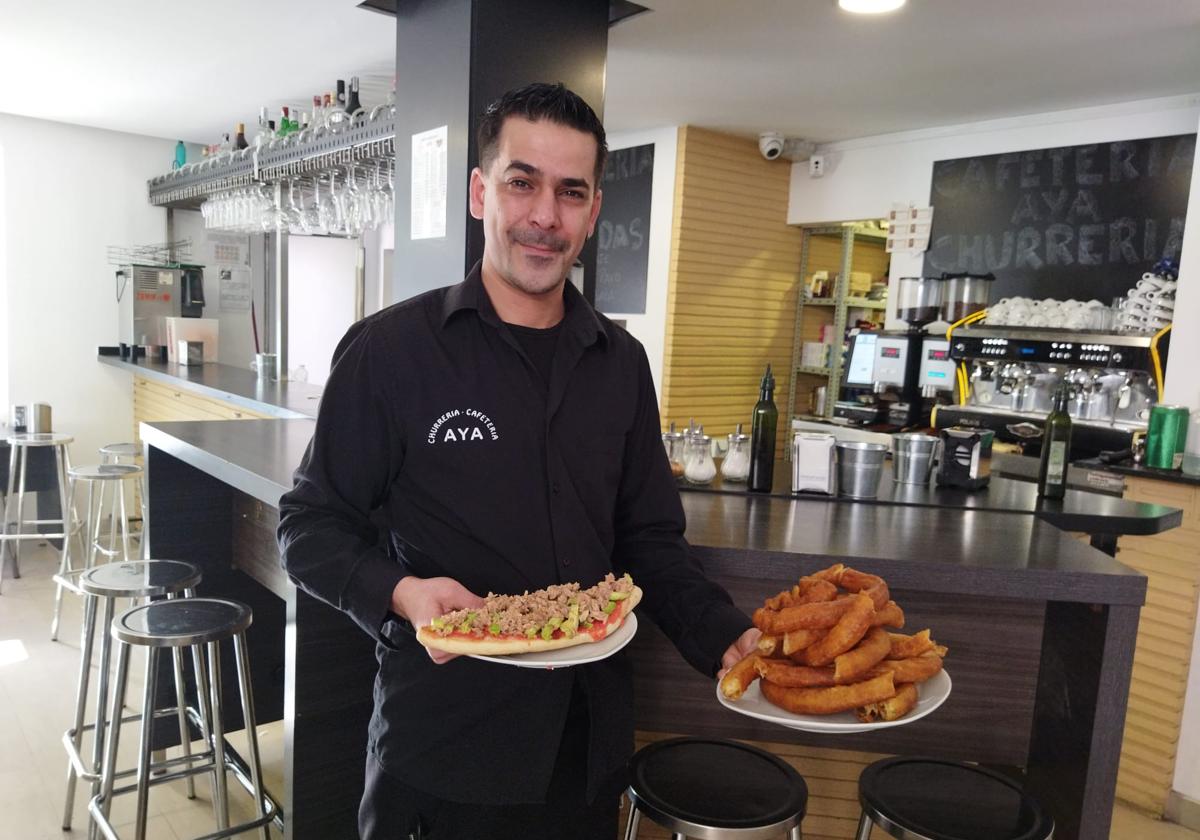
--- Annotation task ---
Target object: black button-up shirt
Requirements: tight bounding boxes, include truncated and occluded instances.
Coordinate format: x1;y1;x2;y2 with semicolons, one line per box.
278;264;750;804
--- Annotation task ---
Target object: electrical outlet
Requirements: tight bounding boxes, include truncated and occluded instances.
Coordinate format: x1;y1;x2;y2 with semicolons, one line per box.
809;155;825;178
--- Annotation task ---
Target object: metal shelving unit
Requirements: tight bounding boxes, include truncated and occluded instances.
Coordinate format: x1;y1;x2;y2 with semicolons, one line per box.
785;224;888;424
147;110;397;210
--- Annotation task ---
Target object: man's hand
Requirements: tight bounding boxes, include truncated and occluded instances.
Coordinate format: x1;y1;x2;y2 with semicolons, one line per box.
717;627;762;680
391;576;485;664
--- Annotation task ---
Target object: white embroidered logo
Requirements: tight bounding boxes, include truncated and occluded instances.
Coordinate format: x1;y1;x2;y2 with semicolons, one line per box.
426;408;500;444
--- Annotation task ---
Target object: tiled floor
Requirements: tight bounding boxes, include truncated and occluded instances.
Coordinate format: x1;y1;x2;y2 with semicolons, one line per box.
2;541;1198;839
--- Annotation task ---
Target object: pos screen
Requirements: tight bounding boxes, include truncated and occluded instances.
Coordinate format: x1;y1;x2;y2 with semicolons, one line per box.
844;333;877;386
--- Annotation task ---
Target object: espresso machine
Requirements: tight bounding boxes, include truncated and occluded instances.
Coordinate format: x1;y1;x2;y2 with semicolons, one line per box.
937;325;1169;457
116;263;206;348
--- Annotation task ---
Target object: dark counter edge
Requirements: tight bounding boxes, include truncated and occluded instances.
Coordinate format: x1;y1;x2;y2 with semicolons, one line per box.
141;418;1147;608
99;354;321;420
141;421;293;507
1075;457;1200;488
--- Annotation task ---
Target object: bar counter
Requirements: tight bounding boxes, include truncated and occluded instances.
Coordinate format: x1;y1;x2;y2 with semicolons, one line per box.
139;418;1156;839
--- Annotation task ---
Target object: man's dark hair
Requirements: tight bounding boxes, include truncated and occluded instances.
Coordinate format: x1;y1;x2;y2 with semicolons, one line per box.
477;82;608;186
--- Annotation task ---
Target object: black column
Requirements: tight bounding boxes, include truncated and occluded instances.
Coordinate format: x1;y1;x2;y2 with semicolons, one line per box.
393;0;609;302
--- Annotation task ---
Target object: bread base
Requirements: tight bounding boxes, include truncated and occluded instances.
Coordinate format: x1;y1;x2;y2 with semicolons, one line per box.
417;586;642;656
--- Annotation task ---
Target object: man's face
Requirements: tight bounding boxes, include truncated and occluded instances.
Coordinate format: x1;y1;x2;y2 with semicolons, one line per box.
470;117;603;297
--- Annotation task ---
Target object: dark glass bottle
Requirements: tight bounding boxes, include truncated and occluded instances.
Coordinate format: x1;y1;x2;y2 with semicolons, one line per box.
748;364;778;493
1037;385;1073;499
234;123;248;150
346;76;362;114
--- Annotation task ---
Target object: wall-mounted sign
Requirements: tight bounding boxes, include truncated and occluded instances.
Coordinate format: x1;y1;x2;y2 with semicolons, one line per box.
595;143;654;314
923;134;1194;301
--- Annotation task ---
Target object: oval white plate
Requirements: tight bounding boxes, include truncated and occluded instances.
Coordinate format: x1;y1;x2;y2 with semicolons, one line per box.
717;668;951;733
468;613;638;669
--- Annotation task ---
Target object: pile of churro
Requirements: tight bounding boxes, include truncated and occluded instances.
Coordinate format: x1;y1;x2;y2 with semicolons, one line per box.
720;564;947;722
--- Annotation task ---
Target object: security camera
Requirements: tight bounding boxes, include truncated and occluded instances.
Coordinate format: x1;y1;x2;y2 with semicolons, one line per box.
759;132;785;161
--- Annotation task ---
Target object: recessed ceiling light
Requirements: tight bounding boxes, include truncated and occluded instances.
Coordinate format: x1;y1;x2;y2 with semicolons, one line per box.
838;0;906;14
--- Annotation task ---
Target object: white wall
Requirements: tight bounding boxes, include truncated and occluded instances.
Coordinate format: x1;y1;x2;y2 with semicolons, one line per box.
0;113;171;461
788;93;1200;333
0;141;8;417
286;235;361;386
601;127;678;397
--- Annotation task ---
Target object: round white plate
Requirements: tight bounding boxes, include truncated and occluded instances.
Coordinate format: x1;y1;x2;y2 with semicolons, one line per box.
717;668;951;733
468;613;639;669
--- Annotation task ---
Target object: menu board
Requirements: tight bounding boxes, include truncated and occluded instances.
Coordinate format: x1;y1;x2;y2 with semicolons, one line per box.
923;134;1194;301
595;143;654;314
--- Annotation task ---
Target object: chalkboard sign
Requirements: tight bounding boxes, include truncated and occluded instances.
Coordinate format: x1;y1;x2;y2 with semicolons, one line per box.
923;134;1194;302
595;143;654;313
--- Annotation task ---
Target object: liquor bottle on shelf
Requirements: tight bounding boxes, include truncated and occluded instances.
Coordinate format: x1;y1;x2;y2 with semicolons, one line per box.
299;110;310;131
255;107;273;147
218;133;232;153
173;140;186;169
278;106;292;136
345;76;362;114
748;363;778;493
1037;385;1073;499
312;94;323;126
336;79;346;110
234;123;248;150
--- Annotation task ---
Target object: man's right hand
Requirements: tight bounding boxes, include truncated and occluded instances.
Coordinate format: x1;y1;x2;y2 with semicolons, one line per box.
391;576;485;664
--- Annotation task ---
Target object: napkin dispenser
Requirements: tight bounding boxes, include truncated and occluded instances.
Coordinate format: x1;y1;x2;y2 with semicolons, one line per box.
936;426;994;490
791;432;837;494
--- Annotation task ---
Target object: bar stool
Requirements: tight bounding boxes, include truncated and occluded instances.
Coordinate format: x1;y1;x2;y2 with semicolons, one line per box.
1;432;74;595
52;463;143;641
854;757;1055;840
624;737;808;839
90;598;278;840
99;443;148;560
62;560;203;836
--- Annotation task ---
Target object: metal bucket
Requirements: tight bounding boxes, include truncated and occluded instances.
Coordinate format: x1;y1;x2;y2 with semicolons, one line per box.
835;442;888;499
893;433;938;484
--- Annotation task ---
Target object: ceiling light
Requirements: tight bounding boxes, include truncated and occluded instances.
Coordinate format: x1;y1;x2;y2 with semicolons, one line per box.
838;0;906;13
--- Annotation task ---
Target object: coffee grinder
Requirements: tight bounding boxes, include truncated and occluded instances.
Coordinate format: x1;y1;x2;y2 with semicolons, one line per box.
873;276;942;428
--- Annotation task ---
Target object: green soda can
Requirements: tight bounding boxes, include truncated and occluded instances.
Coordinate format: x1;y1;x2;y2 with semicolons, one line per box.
1146;405;1189;470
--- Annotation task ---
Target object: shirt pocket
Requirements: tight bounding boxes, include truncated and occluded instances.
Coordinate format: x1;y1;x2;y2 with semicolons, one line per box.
571;432;626;530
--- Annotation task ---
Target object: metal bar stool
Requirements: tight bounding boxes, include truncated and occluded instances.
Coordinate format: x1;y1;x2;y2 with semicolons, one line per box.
53;463;143;641
1;432;74;595
624;737;808;839
90;597;279;840
99;443;148;561
62;560;203;838
854;757;1055;840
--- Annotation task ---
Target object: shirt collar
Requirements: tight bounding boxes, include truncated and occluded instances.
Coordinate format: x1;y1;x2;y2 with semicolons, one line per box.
441;260;608;347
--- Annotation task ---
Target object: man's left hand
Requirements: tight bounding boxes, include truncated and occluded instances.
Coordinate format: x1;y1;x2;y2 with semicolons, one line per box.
717;627;761;680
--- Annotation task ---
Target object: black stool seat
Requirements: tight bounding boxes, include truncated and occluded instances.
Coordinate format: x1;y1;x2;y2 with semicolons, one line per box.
628;737;807;837
859;757;1054;840
79;560;201;599
112;597;252;648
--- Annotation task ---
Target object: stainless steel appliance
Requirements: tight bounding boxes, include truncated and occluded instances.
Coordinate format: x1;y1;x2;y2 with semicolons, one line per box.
116;264;206;348
872;333;956;427
937;325;1170;457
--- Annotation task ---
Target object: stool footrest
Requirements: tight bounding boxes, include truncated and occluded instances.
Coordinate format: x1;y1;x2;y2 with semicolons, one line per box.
89;731;284;839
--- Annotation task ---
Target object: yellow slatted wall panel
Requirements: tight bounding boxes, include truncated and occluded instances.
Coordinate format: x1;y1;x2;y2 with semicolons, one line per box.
660;126;802;449
1112;477;1200;816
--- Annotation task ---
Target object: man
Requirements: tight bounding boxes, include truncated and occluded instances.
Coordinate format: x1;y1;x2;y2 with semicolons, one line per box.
278;82;758;840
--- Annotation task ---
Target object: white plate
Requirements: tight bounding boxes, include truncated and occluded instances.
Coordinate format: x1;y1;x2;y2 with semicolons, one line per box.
468;613;639;669
717;668;951;733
